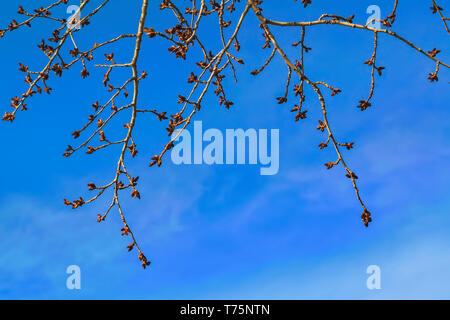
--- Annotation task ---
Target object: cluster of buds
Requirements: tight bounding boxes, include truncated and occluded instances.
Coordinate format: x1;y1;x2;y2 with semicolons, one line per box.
361;210;372;227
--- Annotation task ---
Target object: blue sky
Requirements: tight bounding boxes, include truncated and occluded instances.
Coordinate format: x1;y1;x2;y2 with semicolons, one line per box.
0;0;449;299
